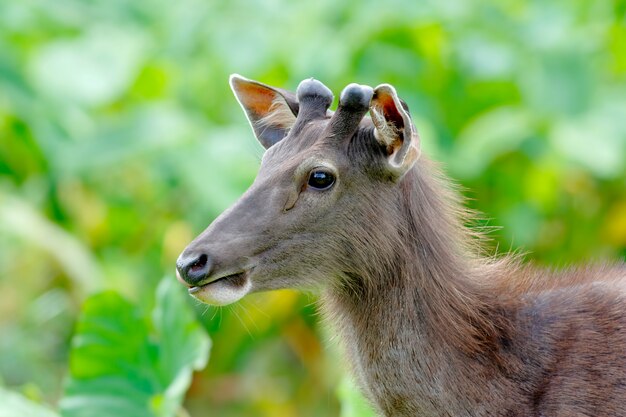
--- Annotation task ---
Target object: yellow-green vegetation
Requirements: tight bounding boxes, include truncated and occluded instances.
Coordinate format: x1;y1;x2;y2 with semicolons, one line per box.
0;0;624;416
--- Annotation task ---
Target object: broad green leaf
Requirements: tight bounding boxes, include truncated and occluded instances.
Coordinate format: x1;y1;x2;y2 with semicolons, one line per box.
550;105;626;179
0;193;102;294
29;26;148;106
337;377;377;417
60;278;210;417
0;387;59;417
152;279;211;415
449;106;534;179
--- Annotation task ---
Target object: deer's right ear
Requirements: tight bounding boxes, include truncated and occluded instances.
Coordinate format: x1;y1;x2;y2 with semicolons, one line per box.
230;74;299;149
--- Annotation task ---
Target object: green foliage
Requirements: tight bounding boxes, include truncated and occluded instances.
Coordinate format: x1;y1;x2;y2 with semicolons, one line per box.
0;388;59;417
337;377;377;417
0;278;208;417
0;0;624;416
60;278;210;417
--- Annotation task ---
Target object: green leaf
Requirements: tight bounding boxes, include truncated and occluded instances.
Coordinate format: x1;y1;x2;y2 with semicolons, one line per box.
60;278;210;417
550;106;626;179
152;279;210;415
0;387;59;417
337;377;377;417
29;26;148;106
449;106;534;179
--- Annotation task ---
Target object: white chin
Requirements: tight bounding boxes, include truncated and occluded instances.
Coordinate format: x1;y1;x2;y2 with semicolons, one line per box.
189;275;252;306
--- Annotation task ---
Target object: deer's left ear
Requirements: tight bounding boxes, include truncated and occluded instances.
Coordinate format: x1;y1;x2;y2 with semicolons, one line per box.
370;84;420;177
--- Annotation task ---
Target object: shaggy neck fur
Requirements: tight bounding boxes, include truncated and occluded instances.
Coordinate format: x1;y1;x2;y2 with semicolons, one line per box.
321;156;518;415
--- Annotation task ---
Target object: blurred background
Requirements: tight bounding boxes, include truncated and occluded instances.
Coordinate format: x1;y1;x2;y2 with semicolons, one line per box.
0;0;625;415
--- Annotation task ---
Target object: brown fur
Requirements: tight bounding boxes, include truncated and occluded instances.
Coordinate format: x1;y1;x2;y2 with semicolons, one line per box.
322;157;626;416
179;76;626;417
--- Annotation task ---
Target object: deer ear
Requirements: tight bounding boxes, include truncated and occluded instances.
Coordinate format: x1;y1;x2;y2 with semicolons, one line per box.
370;84;420;177
230;74;299;149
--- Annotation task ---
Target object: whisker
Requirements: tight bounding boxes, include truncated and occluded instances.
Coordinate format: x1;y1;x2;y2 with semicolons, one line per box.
230;305;253;339
238;302;260;332
244;298;271;319
210;306;220;321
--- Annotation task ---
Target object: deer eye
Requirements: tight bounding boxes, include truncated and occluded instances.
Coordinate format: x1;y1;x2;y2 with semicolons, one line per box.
307;170;335;190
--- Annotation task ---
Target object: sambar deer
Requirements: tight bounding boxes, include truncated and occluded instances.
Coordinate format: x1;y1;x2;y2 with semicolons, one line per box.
176;75;626;417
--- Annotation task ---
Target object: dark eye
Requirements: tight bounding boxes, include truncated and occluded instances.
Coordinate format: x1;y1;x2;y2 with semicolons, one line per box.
307;170;335;190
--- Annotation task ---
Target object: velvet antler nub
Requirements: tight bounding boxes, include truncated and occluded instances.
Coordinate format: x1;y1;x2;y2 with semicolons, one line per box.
327;83;373;138
294;78;333;122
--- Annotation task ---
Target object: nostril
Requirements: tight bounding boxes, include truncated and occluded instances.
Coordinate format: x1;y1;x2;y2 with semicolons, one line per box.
177;252;212;285
189;254;208;273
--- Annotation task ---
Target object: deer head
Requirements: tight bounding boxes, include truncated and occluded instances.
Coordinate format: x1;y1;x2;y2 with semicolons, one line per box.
176;75;420;305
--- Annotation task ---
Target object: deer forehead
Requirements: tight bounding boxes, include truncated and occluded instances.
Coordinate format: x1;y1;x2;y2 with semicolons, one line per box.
259;118;361;174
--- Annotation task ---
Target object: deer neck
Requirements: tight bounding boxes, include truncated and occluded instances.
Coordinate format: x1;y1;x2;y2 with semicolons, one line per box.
321;164;512;414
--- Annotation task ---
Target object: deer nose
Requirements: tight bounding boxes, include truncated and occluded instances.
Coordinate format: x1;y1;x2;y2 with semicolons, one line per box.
176;252;212;286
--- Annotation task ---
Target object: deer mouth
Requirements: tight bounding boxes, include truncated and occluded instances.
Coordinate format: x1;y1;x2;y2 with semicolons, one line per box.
187;271;252;306
188;271;247;294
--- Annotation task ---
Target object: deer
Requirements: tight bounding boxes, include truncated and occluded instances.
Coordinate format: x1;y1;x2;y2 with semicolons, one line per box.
175;75;626;417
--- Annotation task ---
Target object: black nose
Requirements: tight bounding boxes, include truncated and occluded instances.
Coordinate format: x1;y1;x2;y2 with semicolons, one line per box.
176;252;212;285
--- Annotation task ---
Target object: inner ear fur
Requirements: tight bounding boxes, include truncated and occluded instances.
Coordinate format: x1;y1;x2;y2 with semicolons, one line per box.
230;74;299;149
370;84;420;176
